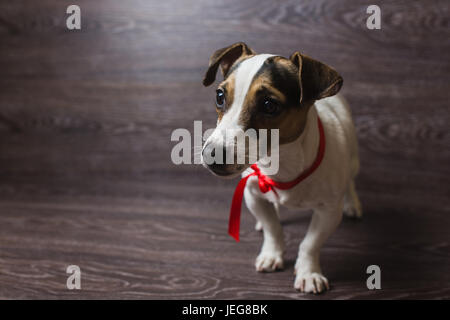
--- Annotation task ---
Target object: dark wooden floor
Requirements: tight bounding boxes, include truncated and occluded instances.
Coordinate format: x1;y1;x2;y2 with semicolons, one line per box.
0;0;449;299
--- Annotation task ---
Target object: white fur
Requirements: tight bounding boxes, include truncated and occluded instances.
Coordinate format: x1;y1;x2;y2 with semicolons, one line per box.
245;94;361;293
205;54;274;152
205;54;361;294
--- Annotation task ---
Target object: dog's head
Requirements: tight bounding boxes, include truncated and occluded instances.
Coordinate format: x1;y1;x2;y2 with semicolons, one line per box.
201;42;343;177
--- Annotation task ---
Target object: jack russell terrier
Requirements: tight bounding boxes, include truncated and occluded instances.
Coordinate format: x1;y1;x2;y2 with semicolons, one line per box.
201;42;361;294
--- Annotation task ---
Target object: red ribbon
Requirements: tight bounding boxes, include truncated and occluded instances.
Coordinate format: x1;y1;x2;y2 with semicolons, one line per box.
228;117;326;241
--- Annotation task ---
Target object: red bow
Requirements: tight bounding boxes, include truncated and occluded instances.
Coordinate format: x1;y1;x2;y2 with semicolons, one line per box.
251;164;279;195
228;117;326;241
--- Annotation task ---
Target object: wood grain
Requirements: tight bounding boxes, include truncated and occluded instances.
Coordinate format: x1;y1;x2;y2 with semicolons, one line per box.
0;0;449;299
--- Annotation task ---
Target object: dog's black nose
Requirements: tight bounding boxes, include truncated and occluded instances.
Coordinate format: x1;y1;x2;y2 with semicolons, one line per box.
203;144;233;176
202;143;226;165
202;143;243;177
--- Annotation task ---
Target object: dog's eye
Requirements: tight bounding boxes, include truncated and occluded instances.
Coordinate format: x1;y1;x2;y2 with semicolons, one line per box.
262;98;279;115
216;89;225;110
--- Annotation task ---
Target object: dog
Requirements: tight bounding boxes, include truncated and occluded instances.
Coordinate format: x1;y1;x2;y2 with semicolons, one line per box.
201;42;361;294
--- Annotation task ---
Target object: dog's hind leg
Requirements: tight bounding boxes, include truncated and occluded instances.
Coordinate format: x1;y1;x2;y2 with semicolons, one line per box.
244;186;284;272
343;180;362;219
343;141;362;218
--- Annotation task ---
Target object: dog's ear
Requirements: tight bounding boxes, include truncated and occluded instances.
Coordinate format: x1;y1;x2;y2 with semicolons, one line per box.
203;42;255;87
289;52;343;103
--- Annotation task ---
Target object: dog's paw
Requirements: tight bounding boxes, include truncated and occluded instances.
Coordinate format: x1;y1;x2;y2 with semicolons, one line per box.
343;206;362;219
255;251;284;272
294;272;329;294
254;221;263;232
343;188;363;219
343;201;362;219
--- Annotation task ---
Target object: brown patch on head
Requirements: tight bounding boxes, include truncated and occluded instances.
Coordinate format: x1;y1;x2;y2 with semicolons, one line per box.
290;52;343;103
235;54;342;145
215;73;236;123
237;56;311;144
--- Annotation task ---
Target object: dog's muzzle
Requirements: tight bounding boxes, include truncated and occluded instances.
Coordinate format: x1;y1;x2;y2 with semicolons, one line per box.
202;143;245;177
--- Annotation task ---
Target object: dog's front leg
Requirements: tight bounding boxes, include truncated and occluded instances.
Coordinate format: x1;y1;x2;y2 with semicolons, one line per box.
244;185;284;272
294;203;343;293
